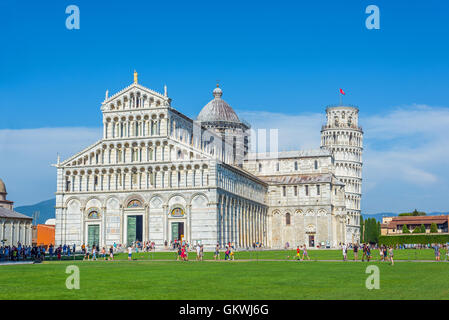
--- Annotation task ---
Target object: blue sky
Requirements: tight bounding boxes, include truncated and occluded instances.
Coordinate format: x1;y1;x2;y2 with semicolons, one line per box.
1;1;449;214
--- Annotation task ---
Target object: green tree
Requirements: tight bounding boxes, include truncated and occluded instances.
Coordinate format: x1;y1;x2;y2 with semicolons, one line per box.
363;218;381;243
376;221;381;243
413;226;421;233
402;224;410;233
420;224;426;233
430;223;438;233
398;209;426;217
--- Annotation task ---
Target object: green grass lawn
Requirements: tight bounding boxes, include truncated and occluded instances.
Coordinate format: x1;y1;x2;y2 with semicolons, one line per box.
1;253;449;300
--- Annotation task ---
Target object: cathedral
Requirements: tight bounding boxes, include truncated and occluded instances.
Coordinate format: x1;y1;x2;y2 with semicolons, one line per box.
55;72;363;249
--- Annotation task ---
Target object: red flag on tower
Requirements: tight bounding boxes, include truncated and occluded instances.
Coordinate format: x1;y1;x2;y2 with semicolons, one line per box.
339;88;345;95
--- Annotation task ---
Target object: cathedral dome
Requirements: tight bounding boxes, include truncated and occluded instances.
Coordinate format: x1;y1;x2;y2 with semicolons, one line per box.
197;85;240;123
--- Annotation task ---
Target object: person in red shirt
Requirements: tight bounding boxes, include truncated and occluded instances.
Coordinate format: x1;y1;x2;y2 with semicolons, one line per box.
296;246;301;261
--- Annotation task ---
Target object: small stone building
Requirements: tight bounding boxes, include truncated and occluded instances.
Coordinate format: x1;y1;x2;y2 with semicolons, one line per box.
0;178;33;246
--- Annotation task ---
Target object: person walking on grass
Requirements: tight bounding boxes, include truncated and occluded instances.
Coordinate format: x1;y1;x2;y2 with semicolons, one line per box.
109;246;114;261
366;245;371;262
295;246;301;261
434;244;440;261
177;244;182;261
196;244;201;261
128;246;132;261
101;247;106;260
214;244;220;260
342;243;347;261
230;245;235;261
353;243;358;261
181;245;188;261
389;246;394;266
379;245;384;262
83;247;89;261
92;246;97;261
302;245;310;261
224;246;230;261
361;243;367;262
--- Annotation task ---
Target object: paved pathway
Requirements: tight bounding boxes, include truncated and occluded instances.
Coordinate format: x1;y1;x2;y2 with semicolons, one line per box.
99;258;445;263
0;261;34;266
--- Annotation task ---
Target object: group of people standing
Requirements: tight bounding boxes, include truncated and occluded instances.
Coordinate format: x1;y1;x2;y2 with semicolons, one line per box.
344;243;394;265
81;243;115;261
0;244;46;261
175;242;189;261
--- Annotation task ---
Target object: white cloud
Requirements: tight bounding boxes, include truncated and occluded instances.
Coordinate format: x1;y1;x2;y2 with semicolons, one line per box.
0;127;101;206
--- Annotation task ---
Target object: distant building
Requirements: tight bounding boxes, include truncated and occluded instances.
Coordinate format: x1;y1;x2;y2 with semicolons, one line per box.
0;178;33;246
381;215;449;235
32;223;55;248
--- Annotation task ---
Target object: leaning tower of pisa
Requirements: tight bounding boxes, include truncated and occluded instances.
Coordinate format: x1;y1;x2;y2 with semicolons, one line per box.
320;105;363;243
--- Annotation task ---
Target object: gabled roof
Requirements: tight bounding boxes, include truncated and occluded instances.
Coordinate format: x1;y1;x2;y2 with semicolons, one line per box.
0;207;32;220
59;140;103;166
388;215;449;227
102;83;168;106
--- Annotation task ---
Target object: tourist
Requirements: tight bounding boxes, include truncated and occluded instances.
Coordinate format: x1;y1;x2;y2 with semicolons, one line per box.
342;243;347;261
196;244;201;261
361;243;367;262
92;246;97;261
296;246;301;261
379;245;384;261
214;244;220;260
366;245;371;262
200;245;204;261
49;245;54;260
302;245;310;261
57;247;62;261
101;247;106;260
109;246;114;261
230;246;235;261
83;247;89;261
353;243;358;261
434;244;440;261
177;244;182;261
181;245;187;261
224;246;230;261
128;246;132;261
389;246;394;266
